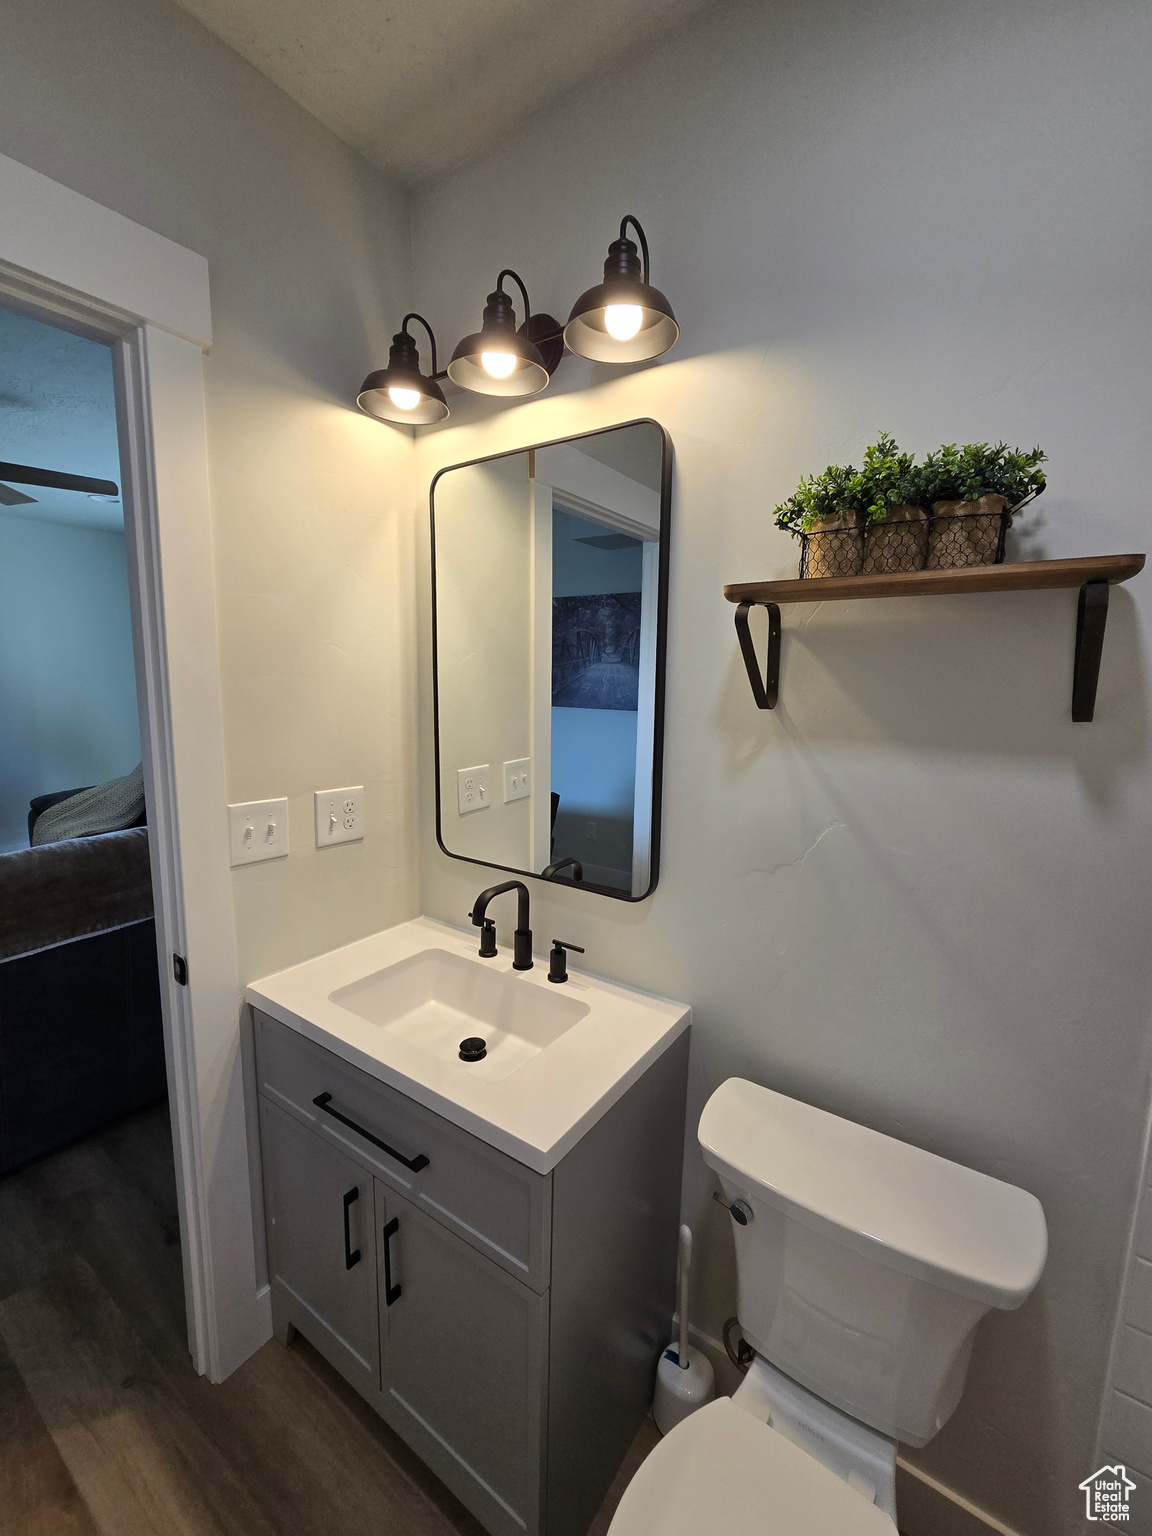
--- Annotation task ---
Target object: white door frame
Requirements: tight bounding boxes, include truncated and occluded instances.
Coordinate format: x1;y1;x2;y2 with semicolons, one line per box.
0;153;266;1381
528;477;554;873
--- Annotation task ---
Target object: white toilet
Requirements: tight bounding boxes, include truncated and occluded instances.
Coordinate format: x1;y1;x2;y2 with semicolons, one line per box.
609;1077;1048;1534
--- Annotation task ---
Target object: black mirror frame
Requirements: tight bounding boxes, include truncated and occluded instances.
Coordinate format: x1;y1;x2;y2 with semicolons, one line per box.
430;418;673;903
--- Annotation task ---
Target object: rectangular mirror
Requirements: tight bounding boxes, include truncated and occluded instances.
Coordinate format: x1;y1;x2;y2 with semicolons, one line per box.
431;420;671;900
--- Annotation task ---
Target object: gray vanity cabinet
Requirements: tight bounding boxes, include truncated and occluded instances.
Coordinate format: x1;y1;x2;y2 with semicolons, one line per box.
253;1008;688;1536
258;1097;379;1397
378;1185;548;1532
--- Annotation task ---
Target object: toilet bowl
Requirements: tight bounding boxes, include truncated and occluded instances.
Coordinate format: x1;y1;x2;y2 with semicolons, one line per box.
609;1077;1047;1534
608;1392;897;1535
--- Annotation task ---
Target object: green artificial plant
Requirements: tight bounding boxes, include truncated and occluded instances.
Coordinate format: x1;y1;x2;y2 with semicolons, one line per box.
773;434;1046;539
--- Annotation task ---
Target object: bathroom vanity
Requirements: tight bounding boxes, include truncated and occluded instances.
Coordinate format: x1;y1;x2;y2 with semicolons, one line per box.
247;918;690;1536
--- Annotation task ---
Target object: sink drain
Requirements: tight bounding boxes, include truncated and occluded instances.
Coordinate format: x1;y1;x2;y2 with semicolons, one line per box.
459;1037;487;1062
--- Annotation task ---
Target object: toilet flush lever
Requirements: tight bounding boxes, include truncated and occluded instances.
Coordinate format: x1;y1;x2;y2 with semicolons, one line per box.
712;1191;753;1226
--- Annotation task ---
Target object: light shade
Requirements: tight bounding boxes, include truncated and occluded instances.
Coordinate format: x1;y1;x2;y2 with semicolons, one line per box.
447;283;550;398
357;321;448;425
564;217;678;364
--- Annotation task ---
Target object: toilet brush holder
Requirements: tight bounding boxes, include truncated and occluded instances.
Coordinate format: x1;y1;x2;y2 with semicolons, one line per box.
653;1224;716;1435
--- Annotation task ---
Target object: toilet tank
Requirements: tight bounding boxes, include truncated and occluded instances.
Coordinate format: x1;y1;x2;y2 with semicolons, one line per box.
699;1079;1047;1447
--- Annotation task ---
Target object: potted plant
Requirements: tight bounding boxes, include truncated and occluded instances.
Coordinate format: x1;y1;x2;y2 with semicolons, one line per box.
916;441;1046;568
854;434;928;575
772;434;924;576
773;462;865;576
773;435;1046;577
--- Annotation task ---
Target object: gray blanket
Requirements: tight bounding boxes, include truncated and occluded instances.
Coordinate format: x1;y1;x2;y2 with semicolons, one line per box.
31;763;146;846
0;827;154;962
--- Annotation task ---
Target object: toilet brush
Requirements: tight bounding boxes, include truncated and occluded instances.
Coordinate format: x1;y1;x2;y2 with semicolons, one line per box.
653;1224;716;1435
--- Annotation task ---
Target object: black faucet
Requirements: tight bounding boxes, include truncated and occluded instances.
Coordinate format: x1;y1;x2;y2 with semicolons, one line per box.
542;857;583;882
470;880;533;970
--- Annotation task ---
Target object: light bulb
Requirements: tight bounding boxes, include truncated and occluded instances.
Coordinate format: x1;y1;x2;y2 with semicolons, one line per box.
387;385;421;411
604;304;644;342
481;350;517;379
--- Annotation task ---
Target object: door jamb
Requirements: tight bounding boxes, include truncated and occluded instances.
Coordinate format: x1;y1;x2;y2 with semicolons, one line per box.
0;155;266;1380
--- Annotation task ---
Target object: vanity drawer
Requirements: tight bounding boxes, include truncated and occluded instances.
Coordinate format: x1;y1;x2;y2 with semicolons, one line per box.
253;1009;551;1291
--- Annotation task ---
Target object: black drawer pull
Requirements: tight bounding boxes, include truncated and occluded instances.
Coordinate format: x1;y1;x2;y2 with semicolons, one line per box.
382;1216;401;1306
342;1187;361;1270
312;1092;431;1173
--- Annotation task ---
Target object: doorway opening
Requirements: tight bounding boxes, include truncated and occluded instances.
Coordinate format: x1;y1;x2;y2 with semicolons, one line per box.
0;299;179;1374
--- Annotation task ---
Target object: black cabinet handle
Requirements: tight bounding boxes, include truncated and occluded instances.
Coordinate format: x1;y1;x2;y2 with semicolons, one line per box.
343;1187;361;1270
382;1216;401;1306
312;1092;430;1173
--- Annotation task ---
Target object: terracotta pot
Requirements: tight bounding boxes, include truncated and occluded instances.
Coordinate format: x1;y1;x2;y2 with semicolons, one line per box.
927;494;1008;569
863;505;928;574
802;516;863;578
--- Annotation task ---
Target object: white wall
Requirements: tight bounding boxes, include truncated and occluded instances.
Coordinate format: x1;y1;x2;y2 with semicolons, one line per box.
0;0;420;981
411;2;1152;1532
0;516;141;852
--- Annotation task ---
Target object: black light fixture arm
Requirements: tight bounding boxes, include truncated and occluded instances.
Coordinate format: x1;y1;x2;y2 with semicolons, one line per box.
401;313;439;377
620;215;651;283
496;269;532;325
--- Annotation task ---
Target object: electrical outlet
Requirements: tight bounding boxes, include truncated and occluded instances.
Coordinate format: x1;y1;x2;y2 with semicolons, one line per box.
457;765;490;815
503;758;531;803
315;786;365;847
586;820;597;842
228;798;289;866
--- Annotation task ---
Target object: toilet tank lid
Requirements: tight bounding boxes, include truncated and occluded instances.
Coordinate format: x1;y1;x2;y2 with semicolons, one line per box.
699;1079;1047;1309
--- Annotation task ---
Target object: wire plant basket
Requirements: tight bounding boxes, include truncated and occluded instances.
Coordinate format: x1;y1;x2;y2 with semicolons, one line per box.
799;508;1010;579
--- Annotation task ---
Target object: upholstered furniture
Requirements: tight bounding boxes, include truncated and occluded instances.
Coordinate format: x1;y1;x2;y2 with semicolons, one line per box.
0;828;166;1175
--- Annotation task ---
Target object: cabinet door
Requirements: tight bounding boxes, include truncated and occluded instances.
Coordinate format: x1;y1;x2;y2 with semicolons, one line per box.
376;1183;546;1536
260;1097;379;1394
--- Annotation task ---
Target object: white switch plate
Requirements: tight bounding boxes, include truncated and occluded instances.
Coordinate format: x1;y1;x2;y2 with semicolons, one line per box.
228;798;289;866
457;764;490;815
503;758;531;803
315;786;365;847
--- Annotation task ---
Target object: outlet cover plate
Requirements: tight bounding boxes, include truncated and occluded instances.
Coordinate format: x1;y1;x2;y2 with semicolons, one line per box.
457;765;490;815
315;786;365;847
228;798;289;866
503;758;531;803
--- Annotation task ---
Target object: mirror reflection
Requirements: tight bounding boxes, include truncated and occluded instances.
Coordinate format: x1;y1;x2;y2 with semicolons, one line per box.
432;421;669;899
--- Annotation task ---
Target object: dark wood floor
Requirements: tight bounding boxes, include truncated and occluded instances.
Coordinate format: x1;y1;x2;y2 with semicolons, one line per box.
0;1104;658;1536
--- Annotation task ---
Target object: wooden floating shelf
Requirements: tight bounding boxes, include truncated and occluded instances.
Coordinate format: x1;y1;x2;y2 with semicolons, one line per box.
723;554;1145;721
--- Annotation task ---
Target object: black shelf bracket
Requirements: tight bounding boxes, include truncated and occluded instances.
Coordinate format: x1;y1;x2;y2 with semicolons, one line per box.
735;580;1115;720
734;600;780;710
1072;579;1110;723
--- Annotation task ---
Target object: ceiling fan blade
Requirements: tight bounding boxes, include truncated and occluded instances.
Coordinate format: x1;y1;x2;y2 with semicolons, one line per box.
0;482;38;506
0;460;119;497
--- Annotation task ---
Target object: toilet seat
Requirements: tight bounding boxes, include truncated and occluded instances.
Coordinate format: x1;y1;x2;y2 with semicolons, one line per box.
607;1400;898;1536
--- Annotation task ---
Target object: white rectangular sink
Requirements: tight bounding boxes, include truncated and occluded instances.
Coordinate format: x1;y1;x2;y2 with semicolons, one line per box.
330;948;590;1082
247;916;691;1172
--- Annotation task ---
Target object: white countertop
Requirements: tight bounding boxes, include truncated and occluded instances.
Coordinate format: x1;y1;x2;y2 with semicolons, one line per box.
246;916;691;1174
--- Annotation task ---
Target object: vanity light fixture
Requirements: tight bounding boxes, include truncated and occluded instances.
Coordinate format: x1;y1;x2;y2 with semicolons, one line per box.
356;217;678;426
446;270;553;398
356;313;449;425
564;215;678;364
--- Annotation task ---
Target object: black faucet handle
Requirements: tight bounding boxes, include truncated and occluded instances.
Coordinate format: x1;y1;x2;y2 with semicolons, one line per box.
476;917;498;958
547;939;585;984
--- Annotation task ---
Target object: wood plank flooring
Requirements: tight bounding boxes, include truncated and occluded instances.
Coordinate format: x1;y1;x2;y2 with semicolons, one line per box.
0;1104;657;1536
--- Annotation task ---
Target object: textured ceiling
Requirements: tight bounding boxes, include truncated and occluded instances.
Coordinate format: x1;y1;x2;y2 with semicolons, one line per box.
172;0;714;186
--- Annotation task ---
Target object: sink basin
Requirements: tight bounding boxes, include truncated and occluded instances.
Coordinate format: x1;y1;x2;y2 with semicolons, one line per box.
330;948;590;1081
247;917;690;1172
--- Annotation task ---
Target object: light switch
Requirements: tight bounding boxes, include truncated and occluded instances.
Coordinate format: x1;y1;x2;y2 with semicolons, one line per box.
315;786;365;847
457;765;490;815
503;758;531;803
228;798;289;866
